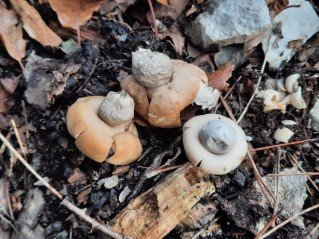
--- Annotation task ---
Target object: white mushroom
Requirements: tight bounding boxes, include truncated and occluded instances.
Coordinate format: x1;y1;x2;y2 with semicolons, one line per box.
192;82;220;110
183;114;247;175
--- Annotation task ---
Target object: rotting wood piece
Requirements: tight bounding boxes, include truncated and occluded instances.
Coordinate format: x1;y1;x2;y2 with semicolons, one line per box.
111;163;215;239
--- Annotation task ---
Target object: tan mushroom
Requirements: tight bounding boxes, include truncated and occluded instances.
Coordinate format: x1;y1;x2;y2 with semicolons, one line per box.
183;114;247;175
121;58;208;128
66;93;142;165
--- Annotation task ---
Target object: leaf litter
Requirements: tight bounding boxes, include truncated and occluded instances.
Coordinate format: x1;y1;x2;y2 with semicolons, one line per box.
0;0;319;239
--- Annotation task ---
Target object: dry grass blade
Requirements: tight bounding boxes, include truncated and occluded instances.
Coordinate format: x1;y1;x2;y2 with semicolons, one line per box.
250;138;318;152
237;54;267;123
10;0;62;47
247;151;276;207
220;93;275;207
0;1;27;68
288;153;319;191
258;203;319;239
10;119;28;158
268;172;319;177
255;208;283;239
0;133;127;239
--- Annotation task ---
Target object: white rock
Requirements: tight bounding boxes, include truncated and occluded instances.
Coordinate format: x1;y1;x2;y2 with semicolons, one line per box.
281;120;297;126
263;0;319;69
192;82;220;110
309;98;319;131
186;0;271;48
285;73;300;94
253;167;307;230
119;186;131;203
97;175;119;189
273;127;294;143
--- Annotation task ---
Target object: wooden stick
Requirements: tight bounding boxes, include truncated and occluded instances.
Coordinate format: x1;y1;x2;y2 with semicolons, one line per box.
0;133;126;239
258;203;319;239
111;163;215;239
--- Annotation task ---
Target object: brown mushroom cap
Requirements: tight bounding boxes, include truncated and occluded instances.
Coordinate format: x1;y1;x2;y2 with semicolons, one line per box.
121;60;208;128
66;96;142;164
147;60;208;127
120;75;149;121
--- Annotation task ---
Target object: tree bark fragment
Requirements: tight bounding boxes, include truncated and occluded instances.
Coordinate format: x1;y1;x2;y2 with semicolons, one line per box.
111;163;215;239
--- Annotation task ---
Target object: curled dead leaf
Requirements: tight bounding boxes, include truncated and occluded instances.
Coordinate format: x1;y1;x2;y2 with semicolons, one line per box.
0;2;27;68
10;0;62;48
48;0;101;30
208;64;235;91
267;0;289;15
0;77;19;113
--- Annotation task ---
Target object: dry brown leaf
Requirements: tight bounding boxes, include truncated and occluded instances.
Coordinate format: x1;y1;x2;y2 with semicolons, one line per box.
208;64;235;91
146;4;185;55
158;25;185;56
157;0;188;13
10;0;62;48
0;2;27;68
99;0;136;15
267;0;289;15
23;53;80;109
0;77;19;113
68;168;88;185
48;0;101;30
244;30;270;55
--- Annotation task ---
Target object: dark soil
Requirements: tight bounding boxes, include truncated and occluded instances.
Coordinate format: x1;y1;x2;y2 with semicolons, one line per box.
0;1;319;239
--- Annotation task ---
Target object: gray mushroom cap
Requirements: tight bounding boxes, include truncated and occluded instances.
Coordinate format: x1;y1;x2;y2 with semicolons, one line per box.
132;48;172;88
199;120;236;154
98;90;135;127
183;114;248;175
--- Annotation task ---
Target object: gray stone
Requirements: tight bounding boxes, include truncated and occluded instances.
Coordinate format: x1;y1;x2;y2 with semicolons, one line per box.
214;44;246;67
310;98;319;131
186;0;271;49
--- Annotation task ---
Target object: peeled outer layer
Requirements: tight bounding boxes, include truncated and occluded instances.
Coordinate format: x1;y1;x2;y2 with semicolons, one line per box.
120;75;150;120
66;96;142;164
147;60;208;128
183;114;247;175
106;132;143;165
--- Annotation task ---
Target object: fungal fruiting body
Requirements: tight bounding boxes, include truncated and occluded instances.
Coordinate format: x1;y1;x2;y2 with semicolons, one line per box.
66;92;142;165
183;114;247;175
121;48;218;128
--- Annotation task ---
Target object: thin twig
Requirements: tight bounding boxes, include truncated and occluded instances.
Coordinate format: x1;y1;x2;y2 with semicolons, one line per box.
288;153;319;191
250;138;318;152
268;172;319;177
223;76;242;100
237;57;267;123
247;151;276;207
21;100;29;140
308;222;319;238
255;209;283;239
258;203;319;239
0;133;127;239
219;91;275;207
219;96;236;121
147;0;158;37
11;119;28;158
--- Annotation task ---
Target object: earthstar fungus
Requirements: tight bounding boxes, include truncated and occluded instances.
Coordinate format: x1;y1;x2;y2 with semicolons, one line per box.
121;49;219;128
66;91;142;165
183;114;247;175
